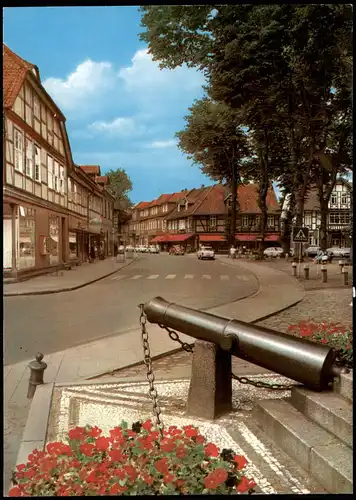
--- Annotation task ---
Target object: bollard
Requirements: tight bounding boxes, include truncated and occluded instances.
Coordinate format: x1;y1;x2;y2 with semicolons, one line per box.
342;266;349;285
303;264;309;280
339;260;344;273
285;253;289;261
321;264;327;283
27;353;47;399
292;262;297;276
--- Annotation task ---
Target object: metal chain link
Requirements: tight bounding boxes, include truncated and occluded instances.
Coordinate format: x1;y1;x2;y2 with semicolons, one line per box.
139;304;164;436
158;324;295;391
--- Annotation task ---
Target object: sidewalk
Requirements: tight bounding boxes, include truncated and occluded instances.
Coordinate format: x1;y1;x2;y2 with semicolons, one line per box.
3;256;137;296
4;259;304;491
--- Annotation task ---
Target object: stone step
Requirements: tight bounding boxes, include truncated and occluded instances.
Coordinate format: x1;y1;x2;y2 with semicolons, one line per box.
291;387;352;448
253;399;353;493
224;416;326;494
332;371;352;403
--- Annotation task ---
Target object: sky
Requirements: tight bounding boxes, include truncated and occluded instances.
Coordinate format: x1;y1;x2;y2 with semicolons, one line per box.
4;6;214;204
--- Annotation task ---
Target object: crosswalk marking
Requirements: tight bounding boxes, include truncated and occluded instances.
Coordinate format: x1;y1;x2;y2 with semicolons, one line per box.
184;274;194;279
111;275;127;281
202;275;211;280
220;275;229;280
131;275;143;280
147;274;159;280
165;274;176;279
111;273;250;281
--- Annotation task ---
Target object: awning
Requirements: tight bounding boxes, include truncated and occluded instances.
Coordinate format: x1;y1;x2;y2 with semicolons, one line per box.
199;234;226;242
265;234;279;242
235;234;257;242
150;235;166;243
168;233;194;242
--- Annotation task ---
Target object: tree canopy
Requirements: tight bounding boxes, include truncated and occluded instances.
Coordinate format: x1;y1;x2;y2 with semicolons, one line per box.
106;168;133;209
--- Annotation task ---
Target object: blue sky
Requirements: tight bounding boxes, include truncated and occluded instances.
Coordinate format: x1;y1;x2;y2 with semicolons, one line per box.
4;6;214;204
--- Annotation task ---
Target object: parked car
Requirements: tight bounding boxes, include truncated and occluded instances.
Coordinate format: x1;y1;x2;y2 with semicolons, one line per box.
327;247;351;258
304;246;321;258
149;245;159;254
314;251;331;263
197;245;215;260
263;247;284;258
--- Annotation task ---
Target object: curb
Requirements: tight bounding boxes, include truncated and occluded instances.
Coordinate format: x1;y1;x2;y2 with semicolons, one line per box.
4;256;138;297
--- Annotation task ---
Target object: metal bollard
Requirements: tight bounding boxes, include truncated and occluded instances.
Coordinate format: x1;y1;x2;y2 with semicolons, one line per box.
27;353;47;399
339;260;344;273
321;264;327;283
292;262;297;276
303;264;309;280
342;266;349;285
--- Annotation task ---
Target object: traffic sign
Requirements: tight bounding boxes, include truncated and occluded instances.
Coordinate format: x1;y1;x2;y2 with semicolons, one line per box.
292;227;309;243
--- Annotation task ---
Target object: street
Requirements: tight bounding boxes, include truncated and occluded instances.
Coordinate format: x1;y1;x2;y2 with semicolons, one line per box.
4;254;258;365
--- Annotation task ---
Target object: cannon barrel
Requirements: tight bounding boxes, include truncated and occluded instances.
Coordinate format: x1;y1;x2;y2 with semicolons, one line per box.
144;297;340;391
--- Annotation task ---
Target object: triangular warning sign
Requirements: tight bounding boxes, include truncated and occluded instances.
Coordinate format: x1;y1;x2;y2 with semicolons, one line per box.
294;229;307;241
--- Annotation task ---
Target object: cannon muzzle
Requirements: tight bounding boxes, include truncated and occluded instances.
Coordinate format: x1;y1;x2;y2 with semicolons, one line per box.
144;297;339;391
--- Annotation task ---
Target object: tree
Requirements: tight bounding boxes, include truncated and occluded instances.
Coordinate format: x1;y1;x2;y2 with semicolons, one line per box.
176;98;250;245
106;168;133;209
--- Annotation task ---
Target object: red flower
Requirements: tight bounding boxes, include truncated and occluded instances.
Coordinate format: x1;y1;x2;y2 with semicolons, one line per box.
321;338;328;344
234;454;248;470
112;468;126;480
204;442;219;457
175;479;185;488
124;465;138;481
109;426;123;440
9;486;22;497
184;426;198;438
155;457;169;475
176;444;187;458
68;427;85;441
23;468;36;479
87;425;102;437
161;439;176;452
142;473;154;485
109;449;124;462
142;419;153;432
95;436;110;451
16;464;26;472
163;473;176;484
80;443;95;457
109;483;127;494
196;435;205;444
236;475;256;492
204;472;219;489
212;468;228;485
87;470;100;483
138;437;153;451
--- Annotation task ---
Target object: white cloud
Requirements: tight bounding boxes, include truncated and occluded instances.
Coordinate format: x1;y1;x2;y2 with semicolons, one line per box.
43;59;116;111
146;139;177;149
89;117;147;137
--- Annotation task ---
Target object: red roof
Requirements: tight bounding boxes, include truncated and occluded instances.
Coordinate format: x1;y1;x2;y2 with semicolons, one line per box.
3;44;36;108
236;184;280;214
135;201;150;209
80;165;101;175
199;234;226;242
95;176;109;185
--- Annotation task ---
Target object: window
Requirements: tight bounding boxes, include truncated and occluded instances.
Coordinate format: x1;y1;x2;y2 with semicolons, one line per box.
177;204;181;212
48;155;53;189
178;219;186;230
19;207;36;270
242;216;249;227
210;216;217;228
25;140;33;178
54;161;59;191
255;215;261;227
49;215;60;265
329;212;350;224
68;178;72;200
74;183;77;203
162;220;167;230
267;215;275;227
69;232;77;260
331;194;337;206
163;204;168;213
59;166;64;194
33;96;40;119
34;146;41;182
341;193;348;205
14;129;24;172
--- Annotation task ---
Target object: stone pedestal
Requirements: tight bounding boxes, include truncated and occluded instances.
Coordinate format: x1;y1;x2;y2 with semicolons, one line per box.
187;340;232;420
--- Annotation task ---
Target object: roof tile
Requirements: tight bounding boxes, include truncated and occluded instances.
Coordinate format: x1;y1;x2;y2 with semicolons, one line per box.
3;44;36;108
79;165;101;175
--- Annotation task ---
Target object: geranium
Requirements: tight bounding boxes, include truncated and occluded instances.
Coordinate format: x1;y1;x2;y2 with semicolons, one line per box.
288;321;352;368
9;421;255;496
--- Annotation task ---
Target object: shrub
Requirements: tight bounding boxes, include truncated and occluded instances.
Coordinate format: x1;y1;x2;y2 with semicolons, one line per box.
288;321;353;368
9;420;256;496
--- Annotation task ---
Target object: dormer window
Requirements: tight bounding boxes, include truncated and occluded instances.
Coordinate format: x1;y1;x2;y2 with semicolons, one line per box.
185;200;189;210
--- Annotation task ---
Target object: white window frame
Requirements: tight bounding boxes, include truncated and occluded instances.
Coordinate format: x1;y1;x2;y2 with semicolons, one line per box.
267;215;275;227
330;194;337;206
68;178;72;201
210;216;217;228
14;128;24;172
33;95;40;119
25;139;33;178
178;219;186;230
341;193;348;205
34;145;41;182
54;161;59;192
59;166;64;194
74;183;77;204
48;155;53;189
242;215;249;227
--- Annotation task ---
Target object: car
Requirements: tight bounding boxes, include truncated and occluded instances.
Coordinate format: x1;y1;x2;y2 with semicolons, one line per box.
327;247;351;258
304;246;321;258
263;247;284;258
197;245;215;260
149;245;159;254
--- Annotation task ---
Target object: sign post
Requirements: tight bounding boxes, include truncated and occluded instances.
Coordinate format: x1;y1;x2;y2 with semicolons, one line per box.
292;227;309;278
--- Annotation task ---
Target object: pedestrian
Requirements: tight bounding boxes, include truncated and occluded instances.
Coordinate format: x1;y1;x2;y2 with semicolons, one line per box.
230;245;236;260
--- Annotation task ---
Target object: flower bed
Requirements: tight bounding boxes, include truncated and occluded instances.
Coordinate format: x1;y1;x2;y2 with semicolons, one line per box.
10;420;256;496
288;321;353;368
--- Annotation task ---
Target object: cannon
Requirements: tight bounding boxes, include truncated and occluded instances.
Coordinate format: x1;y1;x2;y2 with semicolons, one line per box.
144;297;345;391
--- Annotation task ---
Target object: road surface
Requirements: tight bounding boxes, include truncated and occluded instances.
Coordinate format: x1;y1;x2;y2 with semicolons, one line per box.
4;254;258;365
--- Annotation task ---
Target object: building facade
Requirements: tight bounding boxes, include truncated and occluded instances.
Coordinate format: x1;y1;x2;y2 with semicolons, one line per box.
3;45;115;278
301;178;352;248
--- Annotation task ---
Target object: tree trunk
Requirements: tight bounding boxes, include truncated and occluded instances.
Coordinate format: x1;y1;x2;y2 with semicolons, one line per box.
318;198;329;251
280;192;295;255
229;158;237;247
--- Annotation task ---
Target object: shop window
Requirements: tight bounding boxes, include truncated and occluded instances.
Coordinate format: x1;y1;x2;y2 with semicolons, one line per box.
18;207;36;270
3;204;13;269
49;215;60;265
69;232;77;260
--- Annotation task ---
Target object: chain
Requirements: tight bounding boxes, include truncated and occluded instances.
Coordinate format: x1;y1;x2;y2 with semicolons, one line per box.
139;304;164;436
159;325;295;391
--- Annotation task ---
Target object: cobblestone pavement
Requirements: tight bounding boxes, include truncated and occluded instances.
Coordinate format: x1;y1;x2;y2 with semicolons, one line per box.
103;287;352;380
